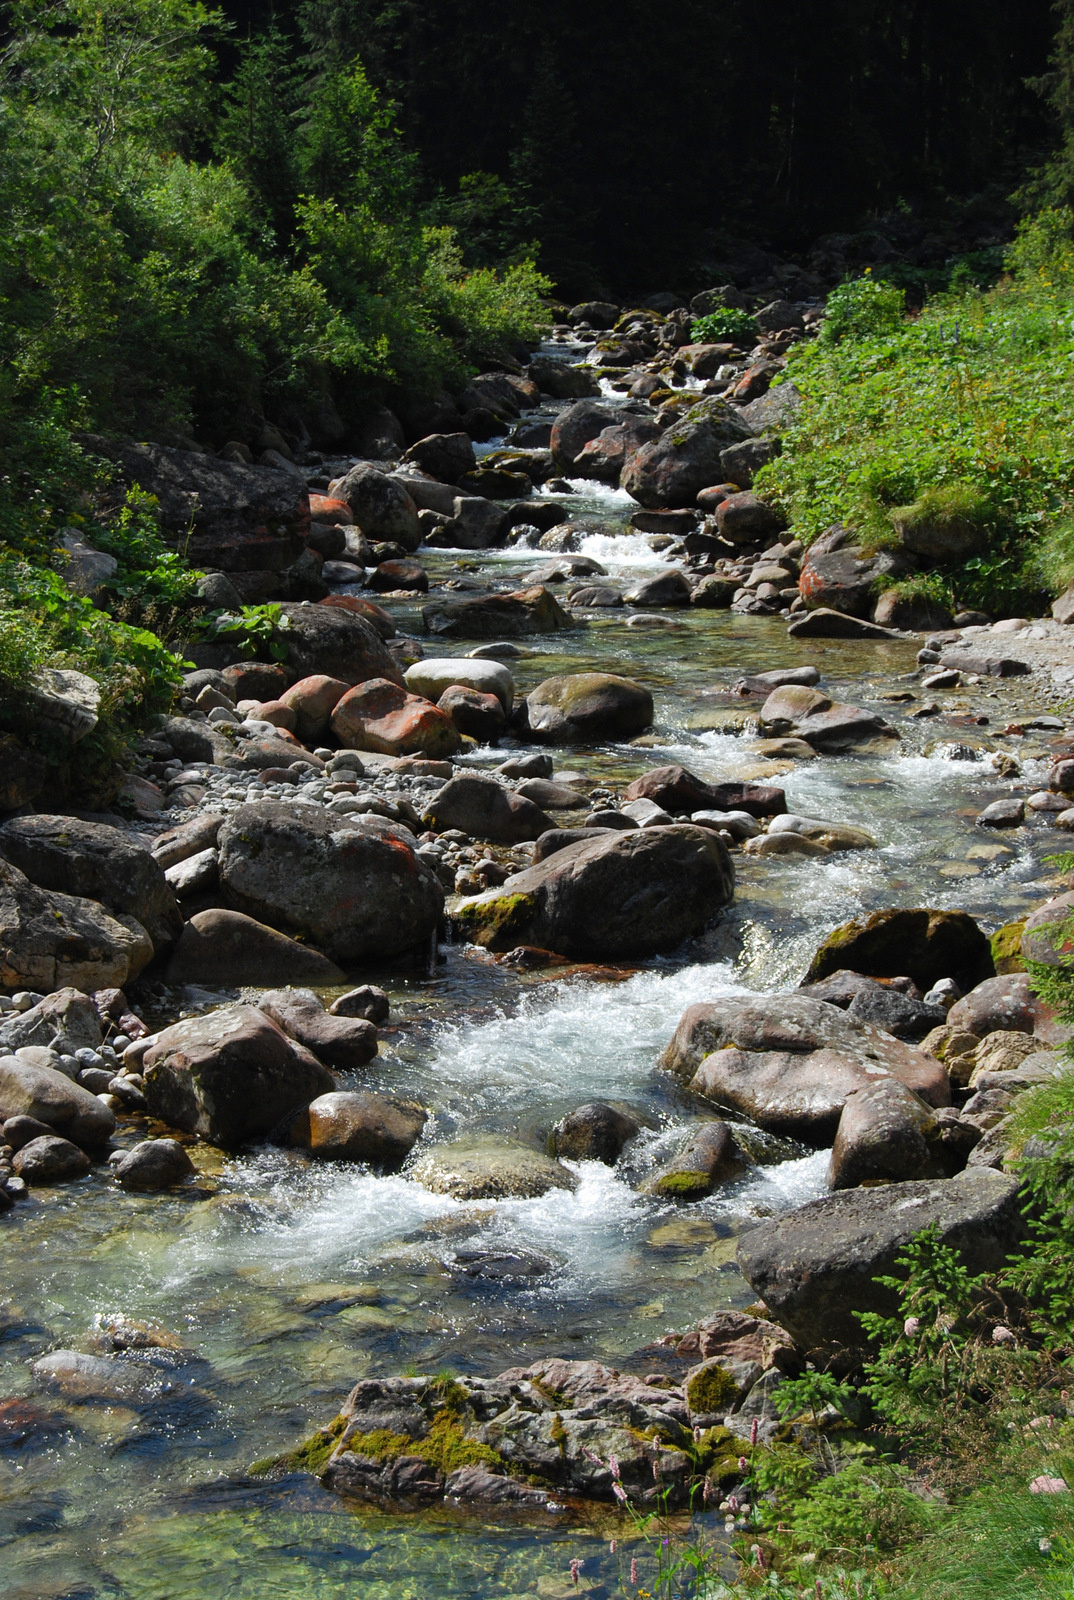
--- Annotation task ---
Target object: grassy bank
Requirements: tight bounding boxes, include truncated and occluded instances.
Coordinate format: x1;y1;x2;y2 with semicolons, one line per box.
757;210;1074;618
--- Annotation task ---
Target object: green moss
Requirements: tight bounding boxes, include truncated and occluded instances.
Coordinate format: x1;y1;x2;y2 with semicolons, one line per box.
991;919;1027;974
549;1412;568;1454
685;1362;738;1415
451;891;537;951
651;1169;710;1200
272;1414;346;1476
344;1408;505;1476
692;1424;746;1485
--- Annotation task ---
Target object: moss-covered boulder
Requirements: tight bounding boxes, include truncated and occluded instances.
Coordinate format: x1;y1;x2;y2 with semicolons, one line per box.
804;907;994;993
521;672;654;743
453;825;734;959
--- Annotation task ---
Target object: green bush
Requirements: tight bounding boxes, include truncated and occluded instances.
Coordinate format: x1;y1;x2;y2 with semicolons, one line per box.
819;274;906;344
691;307;757;345
755;211;1074;608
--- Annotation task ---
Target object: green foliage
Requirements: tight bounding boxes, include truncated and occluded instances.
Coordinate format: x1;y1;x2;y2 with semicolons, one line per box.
773;1370;859;1427
691;308;757;345
819;275;906;344
756;213;1074;608
788;1452;936;1556
198;602;288;660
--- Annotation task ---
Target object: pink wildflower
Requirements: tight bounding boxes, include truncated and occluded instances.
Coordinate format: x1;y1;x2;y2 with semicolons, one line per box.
569;1558;584;1585
750;1418;758;1446
613;1481;628;1505
1030;1476;1069;1494
608;1452;620;1479
904;1316;920;1337
992;1325;1015;1345
630;1558;639;1585
610;1540;617;1555
738;1456;748;1471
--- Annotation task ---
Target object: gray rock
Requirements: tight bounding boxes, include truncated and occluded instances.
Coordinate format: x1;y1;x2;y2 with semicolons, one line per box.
787;608;900;641
737;1168;1024;1351
0;815;182;955
257;988;378;1072
0;861;153;997
939;650;1030;678
150;814;225;870
218;801;443;962
329;985;390;1024
423;773;553;844
113;1139;195;1191
412;1138;577;1200
165;909;347;987
273;603;404;687
142;1003;336;1150
660;993;949;1144
623;398;754;509
828;1079;951;1189
332;464;421;550
976;798;1025;828
522;673;653;743
12;1134;91;1183
552;1102;640;1163
646;1121;744;1200
623;570;693;607
0;988;101;1054
454;825;734;959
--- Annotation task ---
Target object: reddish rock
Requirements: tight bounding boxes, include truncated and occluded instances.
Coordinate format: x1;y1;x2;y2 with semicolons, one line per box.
713;492;787;546
330;679;461;757
222;661;291;702
368;559;428;593
279;674;350;742
308;494;355;525
320;594;397;639
249;700;298;733
438;685;506;742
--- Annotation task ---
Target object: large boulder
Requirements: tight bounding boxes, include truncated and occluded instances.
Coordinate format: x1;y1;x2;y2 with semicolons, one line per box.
13;1134;91;1184
622;398;754;509
552;1102;640;1164
713;493;787;547
405;658;513;714
660;993;949;1144
332;464;421;551
329;679;461;758
0;1056;116;1147
549;401;621;472
798;546;906;618
574;419;659;484
142;1003;336;1149
828;1079;951;1189
165;909;346;987
736;1168;1023;1351
218;801;443;962
273;604;403;687
290;1090;426;1167
805;908;995;993
0;987;102;1054
256;988;378;1071
527;357;601;400
454;825;734;958
401;433;476;483
429;497;508;550
522;674;653;743
83;437;309;572
759;685;897;750
0;860;153;992
422;586;571;639
422;773;553;844
0;816;181;955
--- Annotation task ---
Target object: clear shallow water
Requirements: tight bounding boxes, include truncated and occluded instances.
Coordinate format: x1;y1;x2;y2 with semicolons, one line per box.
3;379;1069;1597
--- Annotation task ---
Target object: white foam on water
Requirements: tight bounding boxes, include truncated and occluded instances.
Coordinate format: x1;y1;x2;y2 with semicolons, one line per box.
421;959;750;1117
576;531;672;568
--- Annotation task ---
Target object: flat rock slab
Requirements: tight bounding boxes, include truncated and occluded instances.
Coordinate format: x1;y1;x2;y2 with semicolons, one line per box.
737;1168;1023;1351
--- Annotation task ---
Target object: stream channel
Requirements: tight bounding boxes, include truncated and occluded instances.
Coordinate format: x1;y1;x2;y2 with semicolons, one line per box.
1;347;1068;1599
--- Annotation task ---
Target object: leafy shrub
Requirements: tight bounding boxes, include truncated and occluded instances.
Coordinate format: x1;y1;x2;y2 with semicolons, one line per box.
755;210;1074;607
789;1453;935;1556
691;308;757;345
819;274;906;344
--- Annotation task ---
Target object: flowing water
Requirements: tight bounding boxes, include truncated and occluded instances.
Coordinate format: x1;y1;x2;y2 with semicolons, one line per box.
1;352;1068;1599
